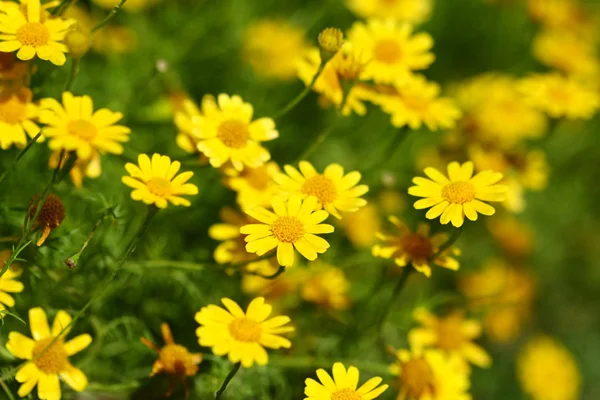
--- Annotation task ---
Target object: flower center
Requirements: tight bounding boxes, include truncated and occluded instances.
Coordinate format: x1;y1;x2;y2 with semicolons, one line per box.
16;22;50;47
68;119;98;141
374;39;403;64
228;317;262;343
32;337;69;374
401;233;433;260
442;181;476;204
147;177;172;197
159;344;195;375
271;216;304;243
217;119;249;149
0;96;27;124
436;313;466;350
301;175;337;204
332;388;362;400
403;96;430;113
401;358;435;398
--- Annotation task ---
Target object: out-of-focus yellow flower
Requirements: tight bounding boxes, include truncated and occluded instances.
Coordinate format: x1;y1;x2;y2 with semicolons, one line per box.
501;176;526;214
29;193;65;246
527;0;595;37
195;297;293;368
459;259;536;343
346;0;433;24
241;259;303;299
274;161;369;219
0;250;24;310
49;150;102;189
122;153;198;208
241;195;334;267
0;87;40;150
519;73;600;120
533;30;599;77
389;347;471;400
0;52;27;80
300;263;351;310
378;189;406;215
243;19;309;80
348;19;434;85
373;217;460;277
517;336;582;400
208;207;260;265
92;0;160;12
487;215;534;259
409;308;491;369
6;307;92;400
305;362;389;400
409;161;508;227
226;161;280;209
340;203;381;248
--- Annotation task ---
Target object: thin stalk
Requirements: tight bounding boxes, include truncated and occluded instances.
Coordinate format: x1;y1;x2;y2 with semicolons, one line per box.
246;265;285;279
376;267;413;331
0;132;43;185
215;362;241;400
65;206;117;268
295;121;338;162
431;227;463;261
51;0;72;16
92;0;128;33
0;381;15;400
65;59;80;91
274;62;325;120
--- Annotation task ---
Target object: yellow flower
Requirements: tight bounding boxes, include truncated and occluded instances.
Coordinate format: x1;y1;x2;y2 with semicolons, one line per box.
226;161;281;209
346;0;433;24
92;0;159;12
340;203;381;248
122;153;199;208
0;52;27;80
274;161;369;219
6;307;92;400
304;362;389;400
409;308;491;369
243;19;309;80
372;217;460;277
347;19;435;85
49;149;102;189
300;263;351;311
0;87;40;150
195;297;293;368
409;161;508;227
318;27;344;59
487;215;534;259
389;347;470;400
518;73;600;119
208;207;259;265
0;0;74;65
0;250;24;310
241;195;334;267
533;30;599;77
39;92;131;160
517;336;581;400
241;260;304;299
29;193;65;246
141;323;202;398
527;0;595;37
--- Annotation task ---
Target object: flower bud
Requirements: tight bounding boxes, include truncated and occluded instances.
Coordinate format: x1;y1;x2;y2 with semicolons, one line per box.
65;29;92;60
318;27;344;63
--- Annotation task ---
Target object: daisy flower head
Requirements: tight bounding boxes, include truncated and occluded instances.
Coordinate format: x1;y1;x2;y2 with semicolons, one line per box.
340;204;381;249
346;0;433;24
195;297;293;368
532;29;598;77
241;195;334;267
193;94;278;171
122;153;198;209
409;161;508;227
173;96;207;155
300;263;351;311
0;87;40;150
0;0;75;65
6;307;92;400
274;161;369;219
372;217;460;277
347;19;435;85
0;250;24;310
304;362;389;400
226;161;281;209
39;92;131;161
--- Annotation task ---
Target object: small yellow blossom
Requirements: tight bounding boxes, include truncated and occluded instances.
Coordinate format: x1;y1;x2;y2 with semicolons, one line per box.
0;250;24;310
517;336;582;400
372;217;460;277
301;263;351;310
533;30;599;77
241;260;304;299
346;0;433;24
122;153;199;208
226;161;281;209
64;28;91;59
409;161;508;227
195;297;293;368
29;193;65;246
527;0;595;37
48;149;102;189
340;203;381;248
0;87;40;150
378;189;406;215
208;207;260;265
274;161;369;219
241;195;334;267
304;362;389;400
487;215;534;259
6;307;92;400
318;27;344;62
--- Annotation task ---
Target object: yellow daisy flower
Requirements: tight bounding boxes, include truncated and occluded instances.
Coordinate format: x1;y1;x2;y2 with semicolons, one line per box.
0;250;24;310
532;30;599;78
408;161;508;227
527;0;593;35
208;207;260;265
173;96;206;156
518;73;600;120
389;347;471;400
6;307;92;400
304;362;389;400
274;161;369;219
226;161;281;209
347;19;435;85
408;308;491;369
340;204;381;249
122;153;199;209
372;217;460;277
39;92;131;160
0;0;74;65
346;0;433;24
0;87;40;150
195;297;293;368
300;263;351;311
241;195;334;267
517;336;581;400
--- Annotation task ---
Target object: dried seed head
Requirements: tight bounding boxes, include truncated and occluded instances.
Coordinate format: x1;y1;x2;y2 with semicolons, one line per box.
29;193;65;246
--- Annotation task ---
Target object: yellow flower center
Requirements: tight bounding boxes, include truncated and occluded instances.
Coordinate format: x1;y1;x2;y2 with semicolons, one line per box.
147;177;172;197
401;358;435;398
403;96;430;113
442;181;476;204
332;388;361;400
436;313;466;351
374;39;403;64
228;317;262;343
68;119;98;141
16;22;50;47
271;216;304;243
0;96;27;124
401;233;433;260
302;175;337;204
32;337;69;374
159;344;197;376
217;119;249;149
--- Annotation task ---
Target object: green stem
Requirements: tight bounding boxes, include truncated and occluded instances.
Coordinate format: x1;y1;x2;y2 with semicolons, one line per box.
0;132;43;185
295;121;338;162
0;380;15;400
247;265;285;279
51;0;73;16
430;227;463;261
65;59;80;91
274;62;325;120
376;267;413;331
215;362;241;400
65;206;117;268
92;0;128;33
